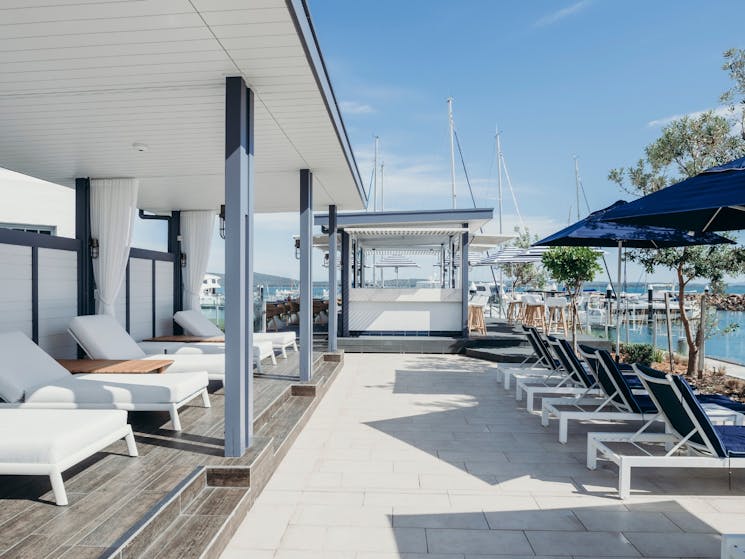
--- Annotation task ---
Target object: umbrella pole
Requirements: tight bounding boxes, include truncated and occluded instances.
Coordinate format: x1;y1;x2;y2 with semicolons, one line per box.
616;241;622;356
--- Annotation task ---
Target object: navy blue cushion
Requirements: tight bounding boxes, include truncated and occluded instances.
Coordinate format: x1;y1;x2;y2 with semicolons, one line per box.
631;393;658;414
623;374;643;389
697;394;745;414
713;425;745;457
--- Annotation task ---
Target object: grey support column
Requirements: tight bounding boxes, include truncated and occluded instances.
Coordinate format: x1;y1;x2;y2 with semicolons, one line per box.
327;205;338;352
340;231;350;337
75;177;95;319
168;211;183;334
299;170;313;381
224;76;254;457
461;228;469;337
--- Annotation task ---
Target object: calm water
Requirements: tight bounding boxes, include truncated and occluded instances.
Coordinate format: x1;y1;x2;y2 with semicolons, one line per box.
591;310;745;365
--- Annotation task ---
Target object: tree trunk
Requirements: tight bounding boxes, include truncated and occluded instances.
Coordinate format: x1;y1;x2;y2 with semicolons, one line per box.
676;265;698;377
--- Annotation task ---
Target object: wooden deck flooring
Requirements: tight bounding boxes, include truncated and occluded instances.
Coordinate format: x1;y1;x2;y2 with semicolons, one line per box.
0;350;339;559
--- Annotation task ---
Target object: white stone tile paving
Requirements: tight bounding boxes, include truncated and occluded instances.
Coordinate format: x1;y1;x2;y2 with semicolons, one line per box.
222;353;744;559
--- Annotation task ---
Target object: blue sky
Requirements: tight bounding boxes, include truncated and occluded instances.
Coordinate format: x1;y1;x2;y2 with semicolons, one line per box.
17;1;742;285
272;0;745;285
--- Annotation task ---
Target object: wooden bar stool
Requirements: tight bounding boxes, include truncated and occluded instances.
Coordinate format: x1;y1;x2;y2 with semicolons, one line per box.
468;305;487;336
545;296;569;335
523;294;546;331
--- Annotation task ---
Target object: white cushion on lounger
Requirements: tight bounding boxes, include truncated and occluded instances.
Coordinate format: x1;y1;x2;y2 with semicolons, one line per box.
69;315;146;359
0;409;127;464
143;353;225;376
0;332;71;403
254;332;296;345
137;341;225;355
25;372;208;405
174;310;223;337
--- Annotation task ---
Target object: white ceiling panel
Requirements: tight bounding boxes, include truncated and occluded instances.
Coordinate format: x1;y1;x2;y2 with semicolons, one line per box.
0;0;365;212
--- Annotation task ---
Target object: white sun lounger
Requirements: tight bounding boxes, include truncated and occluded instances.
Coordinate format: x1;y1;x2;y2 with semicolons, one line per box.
0;331;209;432
0;409;137;505
68;315;275;379
515;336;601;412
587;364;745;499
497;327;565;390
174;309;297;358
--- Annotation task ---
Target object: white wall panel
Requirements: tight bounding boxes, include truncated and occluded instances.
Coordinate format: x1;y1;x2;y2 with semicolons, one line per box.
128;258;152;342
37;248;77;357
0;244;32;338
154;260;174;336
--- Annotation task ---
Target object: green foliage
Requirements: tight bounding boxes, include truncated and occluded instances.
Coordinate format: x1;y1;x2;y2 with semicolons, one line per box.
721;47;745;137
608;50;745;375
541;246;601;348
541;246;601;297
501;227;547;290
619;343;662;366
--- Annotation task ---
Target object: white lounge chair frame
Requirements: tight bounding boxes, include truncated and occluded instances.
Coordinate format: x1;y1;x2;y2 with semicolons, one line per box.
0;419;137;505
587;365;745;499
12;390;211;432
497;327;563;390
541;345;659;443
516;337;600;412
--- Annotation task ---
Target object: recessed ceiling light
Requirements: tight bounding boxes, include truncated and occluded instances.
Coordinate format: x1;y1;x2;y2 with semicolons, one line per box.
132;142;148;152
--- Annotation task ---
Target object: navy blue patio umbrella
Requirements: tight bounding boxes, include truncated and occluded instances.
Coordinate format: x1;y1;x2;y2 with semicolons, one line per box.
534;200;733;351
600;157;745;232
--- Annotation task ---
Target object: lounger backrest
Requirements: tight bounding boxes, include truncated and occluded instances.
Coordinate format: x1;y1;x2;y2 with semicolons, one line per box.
174;310;223;337
523;326;552;368
527;327;559;371
671;374;728;457
546;337;591;387
634;364;723;456
0;331;71;402
68;315;146;360
556;338;595;388
594;348;641;413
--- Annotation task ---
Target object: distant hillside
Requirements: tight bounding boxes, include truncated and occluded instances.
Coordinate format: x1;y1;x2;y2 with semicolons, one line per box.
206;272;297;285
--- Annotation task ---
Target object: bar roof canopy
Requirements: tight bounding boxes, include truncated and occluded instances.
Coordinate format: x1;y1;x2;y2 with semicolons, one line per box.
315;208;507;250
0;0;366;213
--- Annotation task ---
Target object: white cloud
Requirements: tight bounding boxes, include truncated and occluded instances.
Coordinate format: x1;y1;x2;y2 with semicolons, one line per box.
533;0;592;28
339;100;375;115
647;105;740;127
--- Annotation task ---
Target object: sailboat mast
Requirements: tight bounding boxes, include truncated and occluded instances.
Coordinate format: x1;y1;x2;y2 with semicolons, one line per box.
380;157;385;211
373;135;379;212
496;126;503;235
447;97;456;209
574;155;581;221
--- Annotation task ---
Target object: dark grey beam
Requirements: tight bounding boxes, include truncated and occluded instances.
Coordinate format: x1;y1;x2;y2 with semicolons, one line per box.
461;228;469;337
299;169;313;381
341;230;350;337
169;211;183;334
75;177;95;319
327;205;337;351
224;76;254;457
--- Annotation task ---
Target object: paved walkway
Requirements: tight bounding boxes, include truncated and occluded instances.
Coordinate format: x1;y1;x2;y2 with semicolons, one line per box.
222;353;745;558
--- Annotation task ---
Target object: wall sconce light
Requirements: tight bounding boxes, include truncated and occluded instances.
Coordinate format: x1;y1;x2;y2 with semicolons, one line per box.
180;252;187;268
219;205;226;240
294;238;301;260
322;253;329;268
89;238;99;259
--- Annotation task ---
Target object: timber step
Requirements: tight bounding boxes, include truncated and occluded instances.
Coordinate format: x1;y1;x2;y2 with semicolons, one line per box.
106;356;344;559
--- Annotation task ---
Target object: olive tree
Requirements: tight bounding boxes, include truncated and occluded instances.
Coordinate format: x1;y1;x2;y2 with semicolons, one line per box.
500;227;547;292
609;104;745;376
541;246;602;348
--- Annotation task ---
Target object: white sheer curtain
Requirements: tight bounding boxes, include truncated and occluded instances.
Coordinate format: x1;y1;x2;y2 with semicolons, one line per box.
90;178;139;316
181;210;216;311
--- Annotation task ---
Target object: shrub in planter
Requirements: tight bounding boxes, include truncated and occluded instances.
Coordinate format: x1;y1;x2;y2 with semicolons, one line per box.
619;343;662;366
